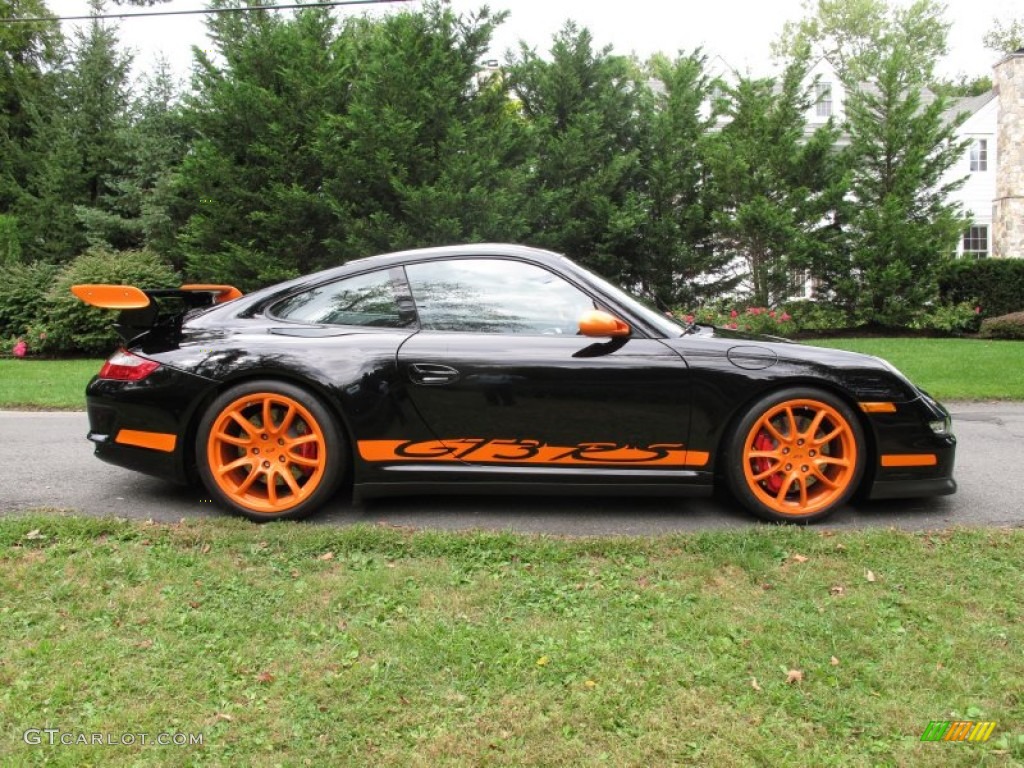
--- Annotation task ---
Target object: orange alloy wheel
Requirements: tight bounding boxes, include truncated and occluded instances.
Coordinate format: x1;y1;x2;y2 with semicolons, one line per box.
206;392;328;515
741;398;858;517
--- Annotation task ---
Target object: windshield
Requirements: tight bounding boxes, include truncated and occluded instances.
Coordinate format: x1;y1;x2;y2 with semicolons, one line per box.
568;261;688;338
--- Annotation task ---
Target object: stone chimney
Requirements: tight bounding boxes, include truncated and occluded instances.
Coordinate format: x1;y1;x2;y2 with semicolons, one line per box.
993;50;1024;258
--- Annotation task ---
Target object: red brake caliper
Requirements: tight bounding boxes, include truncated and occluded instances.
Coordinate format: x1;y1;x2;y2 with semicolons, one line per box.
295;423;317;475
752;431;784;493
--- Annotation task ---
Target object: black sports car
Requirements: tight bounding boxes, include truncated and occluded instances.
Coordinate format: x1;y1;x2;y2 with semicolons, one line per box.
73;243;956;524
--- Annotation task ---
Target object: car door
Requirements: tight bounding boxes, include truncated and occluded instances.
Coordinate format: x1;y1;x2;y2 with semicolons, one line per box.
390;257;704;473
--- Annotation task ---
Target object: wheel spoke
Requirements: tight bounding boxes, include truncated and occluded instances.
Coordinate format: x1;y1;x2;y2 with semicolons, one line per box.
810;464;838;488
217;455;253;476
814;426;844;446
288;450;320;468
753;465;782;482
762;419;787;444
784;407;798;438
262;398;274;433
214;430;251;447
287;433;319;449
796;475;808;507
266;470;279;505
235;465;261;495
229;411;257;436
277;404;297;435
803;409;827;441
817;456;850;468
281;469;301;496
748;449;782;460
775;474;796;503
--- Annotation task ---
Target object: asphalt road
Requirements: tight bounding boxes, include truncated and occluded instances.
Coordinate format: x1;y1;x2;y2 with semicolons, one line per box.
1;404;1022;534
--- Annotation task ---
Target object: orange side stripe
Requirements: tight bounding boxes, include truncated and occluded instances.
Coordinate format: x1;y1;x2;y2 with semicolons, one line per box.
880;454;937;467
358;439;709;468
859;402;897;413
71;284;151;309
115;429;177;453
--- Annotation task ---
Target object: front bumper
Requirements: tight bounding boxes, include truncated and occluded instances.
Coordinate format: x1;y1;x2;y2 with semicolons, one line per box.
864;393;957;501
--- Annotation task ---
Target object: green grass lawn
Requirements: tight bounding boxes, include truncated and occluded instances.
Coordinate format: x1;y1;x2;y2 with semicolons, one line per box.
808;338;1024;401
0;515;1020;766
0;359;101;409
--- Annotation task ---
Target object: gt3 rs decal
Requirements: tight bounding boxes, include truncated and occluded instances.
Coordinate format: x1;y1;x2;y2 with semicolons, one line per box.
358;439;710;468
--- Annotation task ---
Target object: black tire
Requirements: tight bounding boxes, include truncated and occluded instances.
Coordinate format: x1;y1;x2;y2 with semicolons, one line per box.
196;380;346;522
725;387;865;524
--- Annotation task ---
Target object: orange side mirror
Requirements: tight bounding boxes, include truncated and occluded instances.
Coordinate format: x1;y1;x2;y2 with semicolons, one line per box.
578;309;630;338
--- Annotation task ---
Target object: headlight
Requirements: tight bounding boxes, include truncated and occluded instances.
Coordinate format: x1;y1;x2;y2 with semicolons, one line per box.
928;417;952;437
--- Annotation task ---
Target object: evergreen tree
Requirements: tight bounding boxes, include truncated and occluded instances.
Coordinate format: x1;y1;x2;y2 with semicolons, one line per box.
506;23;646;284
0;0;63;260
838;41;968;324
707;60;845;307
634;52;732;306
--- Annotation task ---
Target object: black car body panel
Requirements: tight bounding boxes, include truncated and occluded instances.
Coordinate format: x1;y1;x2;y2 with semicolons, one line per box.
81;244;956;519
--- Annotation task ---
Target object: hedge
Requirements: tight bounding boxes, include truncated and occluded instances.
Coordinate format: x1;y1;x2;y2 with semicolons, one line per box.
938;258;1024;318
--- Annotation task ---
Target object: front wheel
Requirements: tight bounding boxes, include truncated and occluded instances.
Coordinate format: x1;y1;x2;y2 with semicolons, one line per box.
196;381;346;522
726;388;865;524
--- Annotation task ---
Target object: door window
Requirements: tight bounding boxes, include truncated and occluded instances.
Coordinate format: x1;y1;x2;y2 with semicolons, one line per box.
405;259;594;335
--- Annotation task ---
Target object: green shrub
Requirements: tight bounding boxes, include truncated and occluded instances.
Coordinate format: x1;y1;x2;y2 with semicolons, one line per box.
910;301;981;334
978;311;1024;340
938;259;1024;318
38;248;179;355
0;261;61;340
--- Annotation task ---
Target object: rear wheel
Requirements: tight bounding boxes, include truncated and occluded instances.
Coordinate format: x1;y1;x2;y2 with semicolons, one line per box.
196;381;345;522
726;388;864;523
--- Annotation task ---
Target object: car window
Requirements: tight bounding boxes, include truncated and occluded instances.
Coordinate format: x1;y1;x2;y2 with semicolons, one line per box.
405;259;595;334
271;269;413;328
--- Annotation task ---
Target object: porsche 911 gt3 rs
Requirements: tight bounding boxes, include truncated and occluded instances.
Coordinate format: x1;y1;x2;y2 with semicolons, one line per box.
73;243;956;523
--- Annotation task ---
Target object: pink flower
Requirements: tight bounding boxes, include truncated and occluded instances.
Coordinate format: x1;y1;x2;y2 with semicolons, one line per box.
727;322;738;330
769;310;777;319
684;314;694;324
729;310;738;318
780;312;792;322
12;340;28;358
974;306;981;314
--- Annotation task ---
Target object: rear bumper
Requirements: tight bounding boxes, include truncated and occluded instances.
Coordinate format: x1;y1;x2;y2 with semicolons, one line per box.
85;365;215;485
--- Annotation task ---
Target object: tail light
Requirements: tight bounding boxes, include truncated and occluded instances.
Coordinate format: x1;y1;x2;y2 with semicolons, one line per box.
98;350;161;381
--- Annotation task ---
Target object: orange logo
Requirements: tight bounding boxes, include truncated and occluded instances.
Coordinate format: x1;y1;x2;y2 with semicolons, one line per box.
358;438;709;467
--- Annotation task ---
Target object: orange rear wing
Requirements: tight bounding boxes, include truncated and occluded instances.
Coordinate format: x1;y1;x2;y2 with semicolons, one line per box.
71;283;244;342
72;283;243;309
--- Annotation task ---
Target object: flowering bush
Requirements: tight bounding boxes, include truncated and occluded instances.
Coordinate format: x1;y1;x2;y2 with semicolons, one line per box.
678;305;797;337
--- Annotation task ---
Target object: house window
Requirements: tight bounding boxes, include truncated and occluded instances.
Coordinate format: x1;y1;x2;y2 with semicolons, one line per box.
815;82;833;117
970;139;987;172
962;226;988;259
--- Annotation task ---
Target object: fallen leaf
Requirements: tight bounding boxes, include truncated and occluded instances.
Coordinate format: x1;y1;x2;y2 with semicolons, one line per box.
200;543;211;554
188;601;200;609
865;570;876;582
24;529;44;540
216;713;233;722
835;543;846;551
584;680;597;689
256;670;275;684
318;552;335;561
751;677;762;691
830;585;845;596
535;656;550;667
135;639;153;650
786;669;804;685
399;695;411;705
830;656;840;666
790;554;809;563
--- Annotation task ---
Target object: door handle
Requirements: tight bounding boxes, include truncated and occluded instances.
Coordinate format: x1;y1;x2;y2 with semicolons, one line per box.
408;363;460;385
